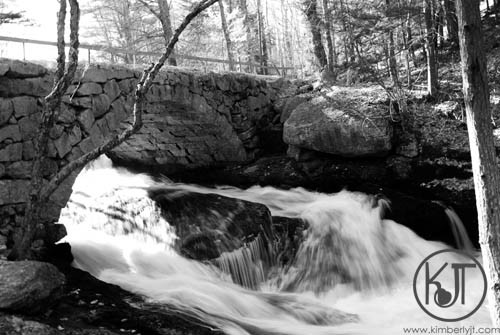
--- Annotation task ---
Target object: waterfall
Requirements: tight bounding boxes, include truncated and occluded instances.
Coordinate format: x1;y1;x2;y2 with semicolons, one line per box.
59;156;491;335
215;235;270;290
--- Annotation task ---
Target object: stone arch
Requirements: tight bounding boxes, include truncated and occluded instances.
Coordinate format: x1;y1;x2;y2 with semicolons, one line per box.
0;59;288;255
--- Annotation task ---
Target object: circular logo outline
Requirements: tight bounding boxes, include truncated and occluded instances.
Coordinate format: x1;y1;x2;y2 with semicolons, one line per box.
413;248;487;322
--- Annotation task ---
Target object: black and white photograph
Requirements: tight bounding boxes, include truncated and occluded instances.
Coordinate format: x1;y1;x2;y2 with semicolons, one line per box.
0;0;498;334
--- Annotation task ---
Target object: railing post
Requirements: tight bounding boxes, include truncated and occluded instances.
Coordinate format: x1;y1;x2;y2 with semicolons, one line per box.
88;48;91;64
22;42;25;61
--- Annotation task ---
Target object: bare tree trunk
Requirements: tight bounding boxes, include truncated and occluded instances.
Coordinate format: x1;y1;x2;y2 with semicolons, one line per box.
138;0;177;66
257;0;269;74
9;0;81;260
121;0;135;64
399;8;412;88
424;0;438;96
219;0;236;71
157;0;177;66
386;0;399;88
322;0;335;71
435;1;444;48
9;0;220;260
457;0;500;327
238;0;254;72
303;0;328;69
281;0;293;68
443;0;458;46
406;13;417;66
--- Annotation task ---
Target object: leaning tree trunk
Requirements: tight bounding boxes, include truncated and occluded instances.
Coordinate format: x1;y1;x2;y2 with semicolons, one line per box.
303;0;328;69
9;0;221;260
457;0;500;327
219;0;236;71
424;0;438;96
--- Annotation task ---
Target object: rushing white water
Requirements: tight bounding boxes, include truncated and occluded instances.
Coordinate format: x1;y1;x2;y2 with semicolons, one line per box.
60;156;493;335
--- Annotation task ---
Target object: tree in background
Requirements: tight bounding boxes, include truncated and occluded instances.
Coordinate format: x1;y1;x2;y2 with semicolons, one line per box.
75;0;472;81
302;0;328;70
256;0;269;74
424;0;438;96
83;0;149;64
9;0;221;260
456;0;500;326
0;0;21;25
218;0;236;70
138;0;178;66
322;0;336;72
443;0;458;46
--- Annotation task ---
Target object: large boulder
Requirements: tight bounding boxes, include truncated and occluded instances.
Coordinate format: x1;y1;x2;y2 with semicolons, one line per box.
148;187;274;261
62;185;274;261
283;92;393;157
0;261;65;314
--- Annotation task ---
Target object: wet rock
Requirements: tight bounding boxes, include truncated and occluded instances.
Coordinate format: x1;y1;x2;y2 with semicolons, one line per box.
0;260;65;314
272;216;308;267
148;188;274;260
48;266;220;335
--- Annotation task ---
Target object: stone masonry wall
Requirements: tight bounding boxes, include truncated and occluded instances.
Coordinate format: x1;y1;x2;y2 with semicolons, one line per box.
0;58;289;257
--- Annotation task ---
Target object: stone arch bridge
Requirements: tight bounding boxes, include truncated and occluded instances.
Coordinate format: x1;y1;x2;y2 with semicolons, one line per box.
0;59;292;253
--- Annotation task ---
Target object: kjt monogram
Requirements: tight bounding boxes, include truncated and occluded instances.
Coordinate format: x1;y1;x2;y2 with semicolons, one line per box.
413;249;487;322
424;262;476;307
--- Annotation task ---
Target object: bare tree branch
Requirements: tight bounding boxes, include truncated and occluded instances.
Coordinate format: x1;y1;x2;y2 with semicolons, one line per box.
54;0;67;83
137;0;161;20
40;0;219;202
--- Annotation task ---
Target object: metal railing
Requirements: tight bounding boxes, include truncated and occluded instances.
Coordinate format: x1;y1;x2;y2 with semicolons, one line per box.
0;35;295;77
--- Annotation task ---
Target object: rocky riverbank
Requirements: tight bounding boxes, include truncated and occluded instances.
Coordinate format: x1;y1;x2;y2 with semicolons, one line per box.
0;245;220;335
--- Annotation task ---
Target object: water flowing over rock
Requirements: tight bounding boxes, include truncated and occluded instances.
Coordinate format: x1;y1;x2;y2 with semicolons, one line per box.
149;187;274;260
0;260;65;314
284;94;393;157
55;159;492;334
